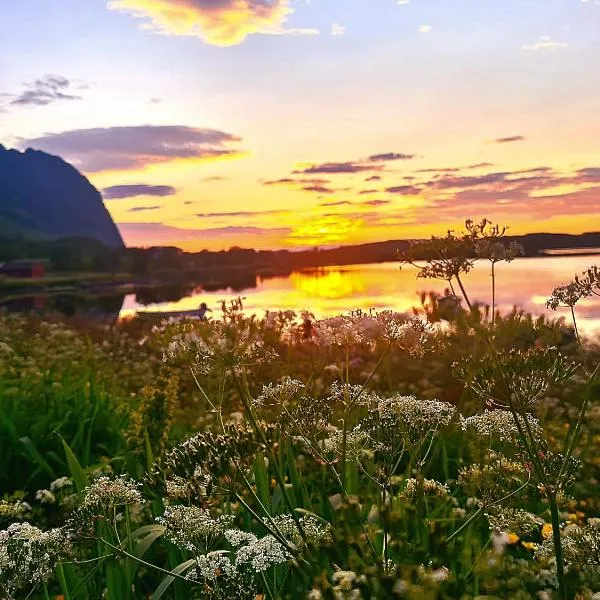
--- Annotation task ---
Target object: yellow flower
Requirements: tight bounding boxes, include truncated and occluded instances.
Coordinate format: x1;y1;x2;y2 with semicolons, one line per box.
542;523;553;539
521;541;537;551
507;533;520;545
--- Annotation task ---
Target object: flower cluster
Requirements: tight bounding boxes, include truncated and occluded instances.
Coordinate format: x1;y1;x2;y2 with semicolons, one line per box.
459;454;527;506
475;239;524;263
373;395;457;447
268;514;333;546
463;347;577;411
485;508;544;535
400;230;476;282
322;426;370;462
253;377;305;408
461;410;544;444
0;500;31;521
70;475;144;531
81;475;144;510
165;321;277;375
0;523;70;599
547;266;600;310
235;533;291;572
328;381;380;407
400;478;450;500
157;506;234;553
537;522;600;566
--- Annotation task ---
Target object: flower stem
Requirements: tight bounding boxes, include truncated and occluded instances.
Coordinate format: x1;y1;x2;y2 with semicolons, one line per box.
548;493;567;600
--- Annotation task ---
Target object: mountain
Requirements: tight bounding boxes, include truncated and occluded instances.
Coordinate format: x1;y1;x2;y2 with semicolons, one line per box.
0;145;124;247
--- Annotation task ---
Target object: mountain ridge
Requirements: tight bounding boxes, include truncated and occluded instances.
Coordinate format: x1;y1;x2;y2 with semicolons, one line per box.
0;145;124;247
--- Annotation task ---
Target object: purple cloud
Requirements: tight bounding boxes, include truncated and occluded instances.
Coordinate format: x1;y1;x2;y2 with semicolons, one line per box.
385;185;421;195
128;205;162;211
367;152;415;162
294;162;382;175
361;199;391;207
495;135;526;143
19;125;243;172
103;184;177;199
10;74;83;107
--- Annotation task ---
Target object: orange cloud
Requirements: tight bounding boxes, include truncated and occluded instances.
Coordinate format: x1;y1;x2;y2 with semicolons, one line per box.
107;0;310;46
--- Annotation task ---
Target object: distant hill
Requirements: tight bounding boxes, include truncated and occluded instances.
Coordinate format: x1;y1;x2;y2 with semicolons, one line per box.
0;145;124;247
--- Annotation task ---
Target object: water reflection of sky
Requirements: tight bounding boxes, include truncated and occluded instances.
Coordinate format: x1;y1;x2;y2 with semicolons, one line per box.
120;256;600;335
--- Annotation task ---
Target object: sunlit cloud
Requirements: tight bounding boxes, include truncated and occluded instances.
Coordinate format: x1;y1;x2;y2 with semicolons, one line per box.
107;0;317;46
523;36;568;51
419;24;432;34
288;215;362;245
19;125;243;172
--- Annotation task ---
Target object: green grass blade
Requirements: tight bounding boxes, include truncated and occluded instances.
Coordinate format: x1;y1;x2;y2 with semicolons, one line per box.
151;558;196;600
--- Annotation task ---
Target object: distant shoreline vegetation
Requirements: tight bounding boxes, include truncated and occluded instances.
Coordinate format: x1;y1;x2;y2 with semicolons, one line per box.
2;231;600;298
2;230;600;275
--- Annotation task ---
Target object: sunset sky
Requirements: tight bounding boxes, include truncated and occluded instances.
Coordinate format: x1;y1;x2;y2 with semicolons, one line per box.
1;0;599;251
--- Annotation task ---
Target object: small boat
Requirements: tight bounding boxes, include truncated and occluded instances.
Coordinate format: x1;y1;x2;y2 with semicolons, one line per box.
136;302;212;320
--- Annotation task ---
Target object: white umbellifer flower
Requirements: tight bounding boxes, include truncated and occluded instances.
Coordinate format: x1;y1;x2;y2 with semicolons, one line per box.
81;475;144;510
234;534;291;572
35;489;56;504
377;395;456;429
157;506;234;553
486;508;544;535
537;522;600;566
193;551;237;580
323;426;370;461
49;477;73;492
332;569;360;590
400;478;450;500
328;381;381;406
0;500;31;520
165;322;278;375
268;514;333;546
461;410;544;443
0;523;70;598
224;529;258;547
253;377;305;408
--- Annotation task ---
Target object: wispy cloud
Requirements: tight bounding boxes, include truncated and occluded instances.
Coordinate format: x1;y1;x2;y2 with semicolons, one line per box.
107;0;317;46
523;36;568;51
330;22;345;36
196;209;286;218
294;161;382;175
103;184;177;199
20;125;243;172
117;222;291;246
368;152;415;162
9;74;83;107
128;205;162;211
495;135;526;143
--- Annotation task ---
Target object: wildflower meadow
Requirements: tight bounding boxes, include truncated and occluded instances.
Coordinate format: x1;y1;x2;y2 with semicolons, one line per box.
2;220;600;599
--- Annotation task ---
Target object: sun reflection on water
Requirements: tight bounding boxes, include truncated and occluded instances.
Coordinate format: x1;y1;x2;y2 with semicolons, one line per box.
120;257;600;334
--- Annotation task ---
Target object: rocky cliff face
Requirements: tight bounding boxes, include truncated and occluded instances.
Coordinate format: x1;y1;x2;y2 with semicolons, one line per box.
0;145;124;247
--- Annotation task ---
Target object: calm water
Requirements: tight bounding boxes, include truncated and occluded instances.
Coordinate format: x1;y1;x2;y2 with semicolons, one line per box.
119;256;600;334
